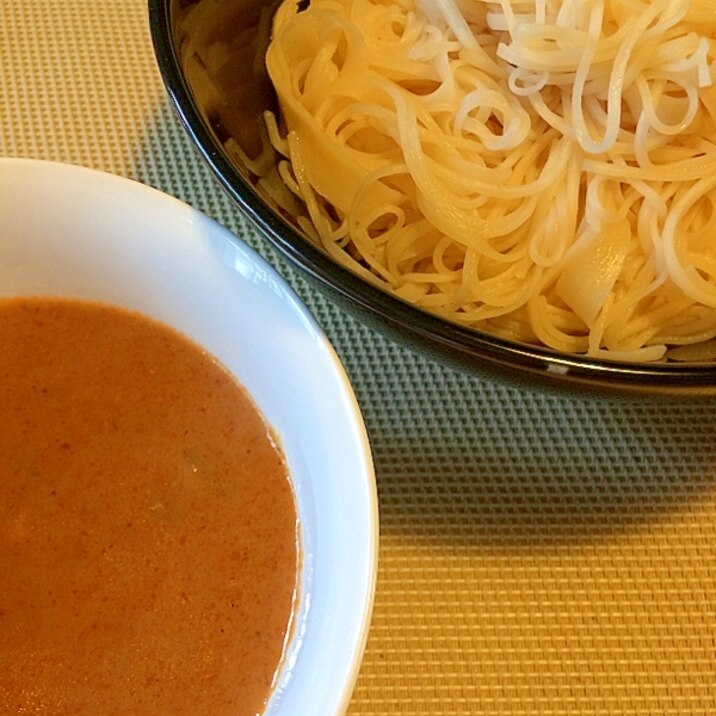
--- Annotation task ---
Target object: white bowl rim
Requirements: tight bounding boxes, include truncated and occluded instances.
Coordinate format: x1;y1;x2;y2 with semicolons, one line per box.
0;157;379;715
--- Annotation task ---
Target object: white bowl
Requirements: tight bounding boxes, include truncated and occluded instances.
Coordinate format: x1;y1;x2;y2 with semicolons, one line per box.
0;157;378;715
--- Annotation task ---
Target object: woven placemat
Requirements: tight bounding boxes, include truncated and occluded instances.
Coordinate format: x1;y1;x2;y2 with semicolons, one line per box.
2;2;715;713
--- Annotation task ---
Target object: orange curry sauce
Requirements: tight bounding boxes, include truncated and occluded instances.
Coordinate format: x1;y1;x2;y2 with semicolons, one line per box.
0;298;299;715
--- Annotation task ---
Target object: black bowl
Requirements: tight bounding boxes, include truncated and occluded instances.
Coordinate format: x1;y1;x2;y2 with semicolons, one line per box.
148;0;716;396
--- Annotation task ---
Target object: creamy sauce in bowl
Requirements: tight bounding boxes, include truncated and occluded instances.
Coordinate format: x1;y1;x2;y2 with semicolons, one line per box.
0;297;299;715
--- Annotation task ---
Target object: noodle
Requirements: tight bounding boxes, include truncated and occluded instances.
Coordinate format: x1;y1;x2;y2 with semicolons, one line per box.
264;0;716;361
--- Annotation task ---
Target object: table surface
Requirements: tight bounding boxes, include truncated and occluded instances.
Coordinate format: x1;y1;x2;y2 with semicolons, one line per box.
2;2;715;714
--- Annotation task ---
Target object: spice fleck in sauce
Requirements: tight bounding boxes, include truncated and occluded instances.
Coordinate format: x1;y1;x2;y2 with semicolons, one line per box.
0;298;299;715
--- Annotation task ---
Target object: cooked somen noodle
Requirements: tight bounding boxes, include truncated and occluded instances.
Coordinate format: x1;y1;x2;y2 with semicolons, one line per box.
263;0;716;361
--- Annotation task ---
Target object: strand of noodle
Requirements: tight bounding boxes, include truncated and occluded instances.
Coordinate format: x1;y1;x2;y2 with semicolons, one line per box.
483;315;536;345
637;203;669;284
637;76;700;137
453;87;530;151
572;1;678;154
461;258;543;310
588;345;667;362
350;207;407;281
258;163;307;219
617;293;696;341
379;81;517;254
588;291;617;355
526;89;577;140
347;172;419;280
423;260;543;317
601;253;672;346
633;107;663;168
662;175;716;306
555;0;587;33
583;152;716;182
535;0;547;25
276;159;302;204
428;0;504;75
431;235;463;278
657;309;716;344
498;27;597;71
569;1;605;153
285;131;349;245
507;66;549;96
660;36;711;85
264;0;716;358
528;146;580;267
430;0;477;49
493;0;516;33
387;221;444;279
583;175;635;229
224;135;274;178
264;110;289;156
527;295;588;354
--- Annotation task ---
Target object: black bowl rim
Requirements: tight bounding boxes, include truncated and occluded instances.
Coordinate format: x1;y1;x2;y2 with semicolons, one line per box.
148;0;716;394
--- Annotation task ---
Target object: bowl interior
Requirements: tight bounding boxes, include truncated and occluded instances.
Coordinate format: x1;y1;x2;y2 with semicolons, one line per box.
149;0;716;395
0;157;378;714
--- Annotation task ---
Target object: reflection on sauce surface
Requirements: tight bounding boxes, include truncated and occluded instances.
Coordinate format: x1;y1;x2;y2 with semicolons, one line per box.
0;298;298;715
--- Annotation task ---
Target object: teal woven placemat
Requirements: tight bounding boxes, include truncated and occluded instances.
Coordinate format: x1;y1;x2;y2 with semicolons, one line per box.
2;2;715;713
